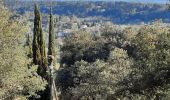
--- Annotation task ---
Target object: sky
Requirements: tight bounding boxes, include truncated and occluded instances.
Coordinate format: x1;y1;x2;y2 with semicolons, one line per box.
54;0;168;4
21;0;169;4
113;0;168;3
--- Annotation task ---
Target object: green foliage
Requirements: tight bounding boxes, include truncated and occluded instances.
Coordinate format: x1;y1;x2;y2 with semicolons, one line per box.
32;4;47;77
101;24;125;49
59;47;132;99
61;31;108;66
117;25;170;99
25;34;33;58
0;3;47;99
33;4;41;65
48;9;56;66
58;23;170;100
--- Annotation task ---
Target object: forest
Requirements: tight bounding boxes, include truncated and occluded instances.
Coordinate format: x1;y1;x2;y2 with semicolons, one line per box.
1;0;170;100
4;0;170;24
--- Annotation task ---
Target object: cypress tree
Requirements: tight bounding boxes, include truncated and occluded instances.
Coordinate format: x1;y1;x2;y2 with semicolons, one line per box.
38;12;48;74
32;4;54;100
32;4;41;65
32;4;47;76
48;7;56;66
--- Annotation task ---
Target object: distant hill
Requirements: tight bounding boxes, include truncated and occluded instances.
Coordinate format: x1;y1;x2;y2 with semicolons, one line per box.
5;1;170;24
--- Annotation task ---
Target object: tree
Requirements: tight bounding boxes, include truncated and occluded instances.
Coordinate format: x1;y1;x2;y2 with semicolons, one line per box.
61;31;107;66
48;8;56;66
117;25;170;99
32;4;47;77
58;48;132;100
101;24;125;49
0;2;46;99
32;4;41;65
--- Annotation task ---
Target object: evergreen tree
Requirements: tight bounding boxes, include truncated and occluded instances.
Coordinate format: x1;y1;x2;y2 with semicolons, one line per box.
32;4;47;77
48;8;56;66
32;4;41;65
0;2;47;99
32;4;50;100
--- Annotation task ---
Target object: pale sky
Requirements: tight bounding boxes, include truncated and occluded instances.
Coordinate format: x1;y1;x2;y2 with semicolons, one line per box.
21;0;169;4
113;0;168;3
56;0;168;3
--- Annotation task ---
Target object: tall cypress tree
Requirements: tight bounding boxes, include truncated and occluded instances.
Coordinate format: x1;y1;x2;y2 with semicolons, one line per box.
48;7;56;66
32;4;41;65
32;4;47;76
38;10;48;73
32;4;51;100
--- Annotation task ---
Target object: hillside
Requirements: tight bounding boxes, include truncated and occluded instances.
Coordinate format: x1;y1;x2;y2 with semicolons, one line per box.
5;1;170;24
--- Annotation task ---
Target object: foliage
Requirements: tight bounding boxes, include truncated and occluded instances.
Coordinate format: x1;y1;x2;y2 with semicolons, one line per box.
59;47;132;99
116;25;170;99
3;1;170;99
0;3;47;100
32;4;47;77
58;23;170;100
48;8;56;66
32;4;41;65
25;34;33;58
61;31;107;66
101;24;125;49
